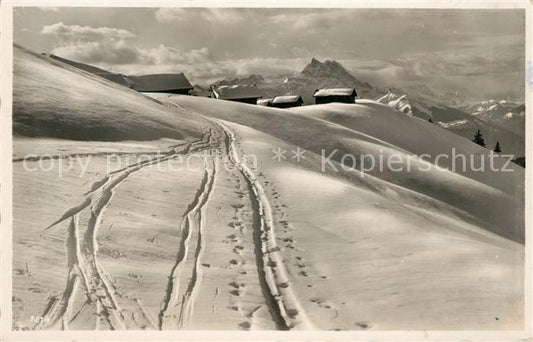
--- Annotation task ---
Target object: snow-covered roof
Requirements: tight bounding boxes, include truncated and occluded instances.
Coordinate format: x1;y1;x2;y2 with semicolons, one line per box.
272;95;302;104
257;98;273;106
314;88;357;97
128;73;193;92
213;85;262;100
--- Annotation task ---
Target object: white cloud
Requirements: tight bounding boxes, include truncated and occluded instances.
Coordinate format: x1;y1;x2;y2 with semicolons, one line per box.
394;51;524;78
270;10;350;30
42;22;135;41
103;56;306;85
50;38;216;69
200;9;244;24
35;15;523;99
42;22;139;64
104;60;231;84
230;58;305;77
155;8;244;25
138;45;214;65
52;40;140;64
41;22;221;81
154;8;187;23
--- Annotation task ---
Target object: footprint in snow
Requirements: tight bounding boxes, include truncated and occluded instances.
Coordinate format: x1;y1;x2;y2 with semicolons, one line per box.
286;309;298;318
238;321;251;330
355;321;371;329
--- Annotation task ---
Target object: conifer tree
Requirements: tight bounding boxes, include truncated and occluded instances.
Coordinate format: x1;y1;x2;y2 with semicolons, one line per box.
473;129;486;147
494;141;502;154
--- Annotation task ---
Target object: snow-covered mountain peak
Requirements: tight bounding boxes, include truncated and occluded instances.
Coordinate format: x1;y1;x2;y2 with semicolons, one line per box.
300;58;360;84
462;99;523;119
377;90;413;115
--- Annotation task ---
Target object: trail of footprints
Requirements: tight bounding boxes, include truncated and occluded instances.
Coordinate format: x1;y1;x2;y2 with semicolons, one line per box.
260;172;342;322
221;169;260;330
221;162;313;330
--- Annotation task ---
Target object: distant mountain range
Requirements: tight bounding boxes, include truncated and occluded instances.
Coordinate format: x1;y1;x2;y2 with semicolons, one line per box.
209;57;381;104
460;100;525;136
36;50;525;157
207;58;525;156
377;89;525;156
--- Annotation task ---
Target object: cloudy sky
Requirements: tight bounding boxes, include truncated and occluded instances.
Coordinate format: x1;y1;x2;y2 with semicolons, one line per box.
14;7;525;100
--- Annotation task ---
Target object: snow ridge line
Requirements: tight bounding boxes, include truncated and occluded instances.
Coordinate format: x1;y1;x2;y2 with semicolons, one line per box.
158;141;217;330
39;132;212;330
12;150;170;163
218;122;314;330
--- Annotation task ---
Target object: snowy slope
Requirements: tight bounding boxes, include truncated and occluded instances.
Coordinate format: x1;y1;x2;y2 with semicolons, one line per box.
12;46;524;331
230;124;523;330
13;45;202;141
160;95;523;243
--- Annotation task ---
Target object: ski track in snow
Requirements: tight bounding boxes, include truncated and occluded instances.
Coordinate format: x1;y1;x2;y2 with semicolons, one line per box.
163;101;314;330
158;135;217;330
37;131;214;330
151;103;313;330
32;102;311;330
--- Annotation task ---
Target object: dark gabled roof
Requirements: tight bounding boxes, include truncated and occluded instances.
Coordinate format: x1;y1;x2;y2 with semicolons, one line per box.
314;88;357;97
272;95;302;104
128;73;193;92
48;54;112;74
212;85;262;100
257;98;273;106
95;73;131;88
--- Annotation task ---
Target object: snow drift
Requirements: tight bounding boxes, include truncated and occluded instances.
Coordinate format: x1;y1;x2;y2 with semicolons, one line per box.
154;94;524;243
13;45;202;141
